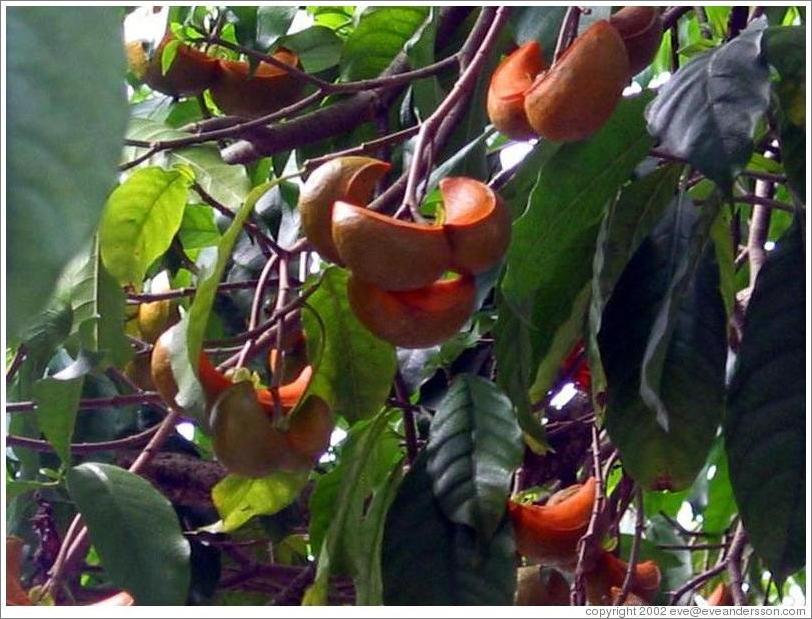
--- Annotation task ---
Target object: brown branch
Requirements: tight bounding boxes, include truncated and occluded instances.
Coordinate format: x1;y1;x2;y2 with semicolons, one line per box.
394;373;419;465
6;392;163;414
726;523;749;605
554;6;583;62
127;279;263;303
5;345;27;382
736;194;793;213
662;6;693;30
302;125;419;174
7;422;162;454
614;488;644;606
670;562;728;604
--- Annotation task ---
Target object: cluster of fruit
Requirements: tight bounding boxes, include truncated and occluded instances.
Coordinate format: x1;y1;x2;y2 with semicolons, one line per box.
509;478;662;605
299;156;511;348
127;35;302;117
487;6;663;142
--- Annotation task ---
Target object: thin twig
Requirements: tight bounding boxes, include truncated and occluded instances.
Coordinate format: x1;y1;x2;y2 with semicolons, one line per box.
554;6;582;62
394;373;419;465
5;345;27;382
6;392;163;414
614;488;644;605
7;423;162;454
302;125;419;173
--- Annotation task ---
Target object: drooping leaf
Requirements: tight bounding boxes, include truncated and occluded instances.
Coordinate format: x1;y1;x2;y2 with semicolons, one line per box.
599;197;727;491
99;166;192;288
725;222;805;580
7;7;128;339
302;268;397;424
212;470;310;533
382;452;516;605
645;20;771;192
67;463;191;605
340;6;430;80
588;164;684;396
425;375;522;541
31;376;83;467
305;410;403;605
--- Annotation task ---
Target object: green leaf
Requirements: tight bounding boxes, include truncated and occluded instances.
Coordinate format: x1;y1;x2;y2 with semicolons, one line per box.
6;479;60;503
227;6;259;51
701;441;737;534
66;463;191;605
212;471;309;533
404;7;443;120
125;118;251;208
425;375;522;541
498;94;654;402
508;6;567;65
302;268;397;424
179;203;221;249
340;6;429;80
382;452;516;605
7;7;129;339
32;376;83;466
588;164;684;396
278;26;344;73
599;197;727;491
99;166;192;288
725;222;805;580
257;6;298;49
306;410;403;605
645;20;771;192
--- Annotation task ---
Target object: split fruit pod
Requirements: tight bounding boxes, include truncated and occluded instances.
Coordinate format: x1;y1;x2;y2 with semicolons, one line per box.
347;274;476;349
706;582;734;606
515;566;571;606
508;477;596;568
585;551;662;605
524;20;630;142
609;6;664;76
140;35;220;97
486;41;547;140
299;157;392;264
210;49;303;118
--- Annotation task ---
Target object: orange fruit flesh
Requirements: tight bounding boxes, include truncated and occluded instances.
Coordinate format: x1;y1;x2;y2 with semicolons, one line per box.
441;177;496;226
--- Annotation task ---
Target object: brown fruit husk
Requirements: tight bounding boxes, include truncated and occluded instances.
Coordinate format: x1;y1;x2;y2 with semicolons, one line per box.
609;6;664;76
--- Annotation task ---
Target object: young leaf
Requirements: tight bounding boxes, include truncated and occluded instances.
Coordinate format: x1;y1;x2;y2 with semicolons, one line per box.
382;452;516;605
99;166;192;288
67;463;191;605
7;7;128;339
725;222;805;580
425;374;522;541
302;268;397;424
212;470;309;533
645;20;770;192
599;197;727;491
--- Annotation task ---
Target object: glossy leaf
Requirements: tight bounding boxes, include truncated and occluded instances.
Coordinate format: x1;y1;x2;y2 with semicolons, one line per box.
302;268;397;424
382;452;516;605
645;20;770;192
99;166;192;288
425;375;522;541
340;6;429;81
256;6;298;49
32;376;83;467
7;7;128;339
212;471;309;533
67;463;191;605
599;197;727;491
725;222;805;579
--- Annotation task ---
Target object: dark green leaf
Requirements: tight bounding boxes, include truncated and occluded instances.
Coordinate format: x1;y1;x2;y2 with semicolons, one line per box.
509;6;567;65
32;376;83;467
257;6;298;49
99;166;192;288
725;222;805;579
382;453;516;605
645;20;771;192
227;6;259;50
599;197;727;491
426;375;522;541
67;463;191;605
340;7;429;81
277;26;344;73
212;471;309;532
405;7;443;119
302;268;397;424
7;7;128;339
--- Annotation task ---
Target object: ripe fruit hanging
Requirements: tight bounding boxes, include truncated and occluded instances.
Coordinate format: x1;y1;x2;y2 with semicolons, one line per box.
486;41;546;140
508;477;596;568
585;551;662;605
210;50;303;118
299;157;392;264
609;6;664;76
515;566;571;606
524;21;630;142
347;274;476;349
139;35;220;97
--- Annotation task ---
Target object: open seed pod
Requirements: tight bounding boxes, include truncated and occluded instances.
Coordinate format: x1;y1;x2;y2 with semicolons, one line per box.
486;41;547;140
515;566;571;606
706;582;734;606
141;35;220;97
332;201;452;291
524;21;629;142
609;6;664;76
347;274;476;348
441;177;511;275
284;395;335;462
299;157;391;264
585;551;662;605
210;50;303;118
211;381;313;477
508;477;596;568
